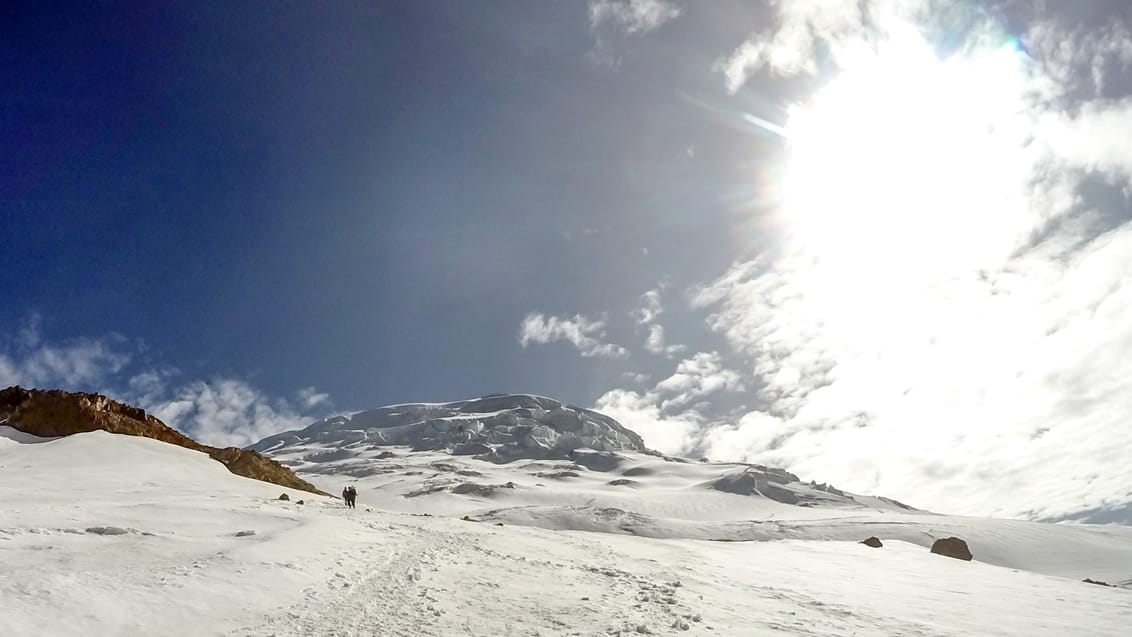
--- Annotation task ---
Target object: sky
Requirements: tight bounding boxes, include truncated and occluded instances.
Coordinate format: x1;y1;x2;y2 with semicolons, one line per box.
4;0;1132;523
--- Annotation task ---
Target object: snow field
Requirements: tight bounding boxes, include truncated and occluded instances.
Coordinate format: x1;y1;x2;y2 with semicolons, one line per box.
3;427;1131;636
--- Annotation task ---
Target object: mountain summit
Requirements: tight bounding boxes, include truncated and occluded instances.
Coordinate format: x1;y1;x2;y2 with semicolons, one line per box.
248;393;925;516
250;393;646;462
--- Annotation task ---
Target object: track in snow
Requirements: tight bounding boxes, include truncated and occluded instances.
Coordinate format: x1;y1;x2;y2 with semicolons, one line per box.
227;509;709;637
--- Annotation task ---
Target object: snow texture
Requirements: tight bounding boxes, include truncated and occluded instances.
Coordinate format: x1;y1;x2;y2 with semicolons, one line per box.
3;420;1132;636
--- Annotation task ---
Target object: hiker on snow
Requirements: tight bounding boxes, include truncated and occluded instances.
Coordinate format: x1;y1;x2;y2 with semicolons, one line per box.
342;485;357;508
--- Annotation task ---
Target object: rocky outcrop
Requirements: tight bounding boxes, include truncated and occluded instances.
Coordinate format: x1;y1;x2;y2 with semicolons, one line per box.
930;537;973;561
860;537;883;548
450;481;516;497
0;386;326;496
570;450;627;472
711;466;805;505
708;464;909;512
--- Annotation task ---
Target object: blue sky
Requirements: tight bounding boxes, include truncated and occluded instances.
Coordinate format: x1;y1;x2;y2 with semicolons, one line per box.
5;1;1132;522
3;1;753;402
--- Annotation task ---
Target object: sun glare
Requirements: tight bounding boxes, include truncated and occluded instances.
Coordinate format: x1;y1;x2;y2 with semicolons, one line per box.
781;23;1037;289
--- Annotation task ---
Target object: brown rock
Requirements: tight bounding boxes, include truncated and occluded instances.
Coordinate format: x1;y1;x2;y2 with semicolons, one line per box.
930;536;973;561
0;386;326;496
278;493;290;501
860;537;883;548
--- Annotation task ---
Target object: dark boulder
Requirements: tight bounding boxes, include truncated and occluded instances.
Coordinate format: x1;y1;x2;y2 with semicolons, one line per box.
450;482;515;497
570;450;626;472
930;537;972;561
452;442;492;456
860;537;883;548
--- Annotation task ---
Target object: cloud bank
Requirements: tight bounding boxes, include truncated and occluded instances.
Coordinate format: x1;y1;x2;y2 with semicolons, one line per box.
585;0;1132;523
0;314;131;389
0;316;330;448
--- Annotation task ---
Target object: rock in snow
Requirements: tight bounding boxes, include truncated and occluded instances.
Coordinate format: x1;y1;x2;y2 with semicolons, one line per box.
931;537;974;561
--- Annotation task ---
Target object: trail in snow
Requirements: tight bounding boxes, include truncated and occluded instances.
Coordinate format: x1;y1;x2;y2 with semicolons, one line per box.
230;509;706;637
235;519;454;637
6;428;1132;637
225;504;1132;637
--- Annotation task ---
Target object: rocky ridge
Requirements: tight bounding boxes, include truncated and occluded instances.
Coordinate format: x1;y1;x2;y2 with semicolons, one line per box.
0;386;325;495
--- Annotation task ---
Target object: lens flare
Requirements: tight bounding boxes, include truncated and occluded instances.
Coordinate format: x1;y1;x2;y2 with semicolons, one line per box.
780;24;1040;293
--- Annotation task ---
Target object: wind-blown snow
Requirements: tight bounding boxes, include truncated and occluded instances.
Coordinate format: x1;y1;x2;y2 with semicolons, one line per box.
3;424;1131;636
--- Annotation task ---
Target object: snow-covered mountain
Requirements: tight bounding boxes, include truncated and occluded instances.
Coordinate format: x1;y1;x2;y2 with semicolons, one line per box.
251;393;646;462
5;393;1132;636
253;393;916;515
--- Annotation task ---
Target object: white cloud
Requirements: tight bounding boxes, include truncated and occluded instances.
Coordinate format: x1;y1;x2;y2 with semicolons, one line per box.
631;288;664;325
518;312;629;359
644;324;689;358
621;371;652;385
1025;21;1132;98
652;351;744;412
644;324;667;354
16;313;42;349
143;378;315;449
128;373;333;448
587;0;682;67
0;316;130;390
594;388;702;454
297;386;331;409
595;351;744;453
631;287;687;357
1;316;329;448
647;1;1132;522
589;0;681;36
1037;99;1132;181
690;228;1132;521
721;0;883;91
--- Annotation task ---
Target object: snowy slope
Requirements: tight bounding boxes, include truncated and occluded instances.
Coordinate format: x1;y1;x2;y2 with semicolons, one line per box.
4;421;1132;636
266;439;1132;586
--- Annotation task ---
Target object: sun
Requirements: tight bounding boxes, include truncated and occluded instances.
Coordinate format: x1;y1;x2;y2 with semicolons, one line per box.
779;22;1037;288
